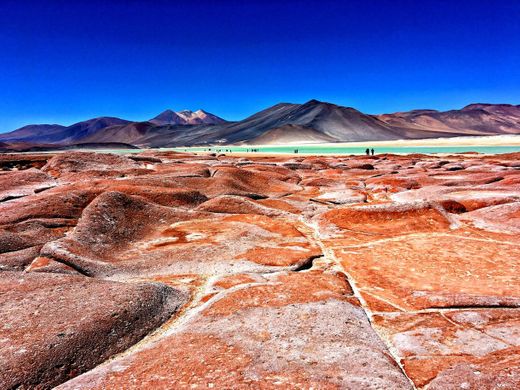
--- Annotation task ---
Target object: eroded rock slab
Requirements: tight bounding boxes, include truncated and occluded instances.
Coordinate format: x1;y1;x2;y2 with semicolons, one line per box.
0;188;94;270
0;168;56;201
40;191;321;277
195;194;287;216
0;188;96;225
42;151;146;179
333;232;520;311
317;201;452;246
58;271;412;389
373;309;520;389
458;201;520;234
119;164;303;199
0;271;186;389
0;218;75;270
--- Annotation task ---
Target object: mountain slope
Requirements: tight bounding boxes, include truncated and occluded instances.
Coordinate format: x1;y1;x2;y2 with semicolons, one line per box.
0;117;130;144
0;124;67;143
1;101;519;148
149;110;185;125
150;109;225;125
62;117;131;143
177;109;226;125
156;100;461;145
247;124;337;144
377;103;520;136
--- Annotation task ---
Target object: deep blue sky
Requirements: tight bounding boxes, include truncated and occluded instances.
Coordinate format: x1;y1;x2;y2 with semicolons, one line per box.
1;0;519;131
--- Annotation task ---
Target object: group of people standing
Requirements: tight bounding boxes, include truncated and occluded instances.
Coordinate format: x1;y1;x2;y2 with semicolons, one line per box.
202;147;376;155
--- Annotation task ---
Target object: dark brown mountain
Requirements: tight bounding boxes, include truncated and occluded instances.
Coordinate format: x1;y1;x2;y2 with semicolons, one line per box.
0;117;130;144
246;124;337;144
182;100;405;145
1;101;519;149
377;103;520;136
0;124;67;143
154;100;520;146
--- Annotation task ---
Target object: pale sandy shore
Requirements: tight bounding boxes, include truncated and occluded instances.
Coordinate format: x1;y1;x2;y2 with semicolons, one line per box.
238;134;520;148
13;135;519;157
182;135;520;157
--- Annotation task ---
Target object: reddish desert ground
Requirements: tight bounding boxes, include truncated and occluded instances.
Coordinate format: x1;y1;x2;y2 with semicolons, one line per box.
1;150;519;389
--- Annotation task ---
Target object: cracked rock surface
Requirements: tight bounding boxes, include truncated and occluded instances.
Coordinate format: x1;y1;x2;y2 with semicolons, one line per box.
0;150;519;389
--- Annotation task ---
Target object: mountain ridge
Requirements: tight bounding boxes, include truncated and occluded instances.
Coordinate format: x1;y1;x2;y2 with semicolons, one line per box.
1;101;519;149
149;109;226;125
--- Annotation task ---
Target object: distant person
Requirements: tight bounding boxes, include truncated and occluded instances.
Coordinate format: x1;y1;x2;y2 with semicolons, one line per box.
365;148;370;156
371;148;374;155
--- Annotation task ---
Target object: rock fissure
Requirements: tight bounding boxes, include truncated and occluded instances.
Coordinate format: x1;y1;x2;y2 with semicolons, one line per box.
299;216;419;389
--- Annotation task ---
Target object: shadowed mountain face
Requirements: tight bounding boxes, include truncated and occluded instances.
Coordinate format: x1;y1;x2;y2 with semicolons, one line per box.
0;118;130;144
0;124;67;143
179;100;407;145
1;101;519;149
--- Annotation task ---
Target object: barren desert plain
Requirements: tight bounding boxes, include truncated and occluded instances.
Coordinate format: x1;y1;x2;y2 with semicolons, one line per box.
0;148;519;389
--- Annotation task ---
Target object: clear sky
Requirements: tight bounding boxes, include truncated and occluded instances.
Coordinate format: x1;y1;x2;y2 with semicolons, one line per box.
1;0;519;131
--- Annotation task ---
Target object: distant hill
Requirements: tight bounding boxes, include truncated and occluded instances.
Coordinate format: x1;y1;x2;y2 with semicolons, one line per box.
0;117;130;144
0;124;67;143
1;101;519;149
0;109;225;147
377;103;520;136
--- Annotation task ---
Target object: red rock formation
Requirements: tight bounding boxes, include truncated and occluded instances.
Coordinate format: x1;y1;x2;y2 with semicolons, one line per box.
57;271;411;389
0;218;75;270
0;150;519;388
39;192;320;277
0;272;186;389
373;310;520;389
333;232;520;311
195;194;286;216
42;151;146;179
0;168;56;201
0;188;97;270
317;201;452;245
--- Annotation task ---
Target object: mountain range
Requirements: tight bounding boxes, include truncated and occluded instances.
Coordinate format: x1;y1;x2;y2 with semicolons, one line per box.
1;101;519;151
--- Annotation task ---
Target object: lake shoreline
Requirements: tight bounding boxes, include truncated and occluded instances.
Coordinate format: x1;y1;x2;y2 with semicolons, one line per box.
231;134;520;148
174;135;520;156
6;135;520;156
